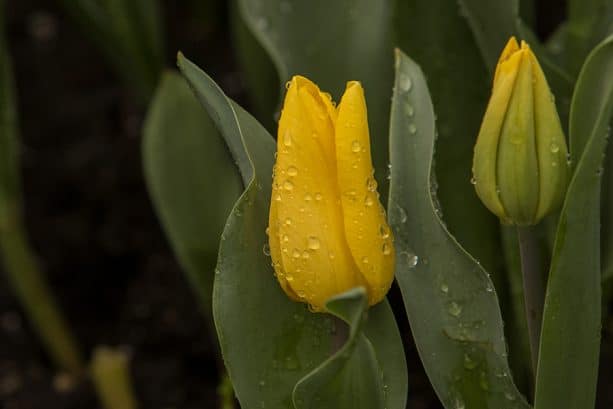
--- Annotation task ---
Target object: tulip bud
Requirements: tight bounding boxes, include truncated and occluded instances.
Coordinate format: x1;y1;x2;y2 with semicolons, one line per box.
268;76;395;312
472;37;570;226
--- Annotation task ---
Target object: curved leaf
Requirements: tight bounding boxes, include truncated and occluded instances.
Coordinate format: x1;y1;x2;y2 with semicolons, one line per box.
535;35;613;409
177;55;407;409
236;0;393;195
142;71;243;316
293;288;384;409
388;49;530;409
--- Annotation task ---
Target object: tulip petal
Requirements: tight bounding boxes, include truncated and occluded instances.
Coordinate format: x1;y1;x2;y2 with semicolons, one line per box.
271;76;363;311
529;51;570;220
493;36;520;87
473;51;522;222
335;82;395;305
496;47;540;224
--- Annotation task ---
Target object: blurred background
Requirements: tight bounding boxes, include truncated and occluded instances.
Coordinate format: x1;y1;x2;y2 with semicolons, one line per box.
0;1;611;408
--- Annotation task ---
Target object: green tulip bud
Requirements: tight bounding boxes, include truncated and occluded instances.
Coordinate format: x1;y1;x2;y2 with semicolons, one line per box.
472;37;570;225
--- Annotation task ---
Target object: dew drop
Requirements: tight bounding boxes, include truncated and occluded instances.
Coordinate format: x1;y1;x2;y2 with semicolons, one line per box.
379;225;390;239
408;123;417;134
283;131;292;146
287;166;298;176
286;275;294;282
285;81;291;89
304;193;312;201
292;249;301;258
307;237;321;250
262;243;271;256
448;301;462;317
361;256;369;264
351;140;361;153
399;73;412;92
283;180;294;191
382;243;392;255
550;143;560;153
440;283;449;293
366;178;377;192
274;193;282;201
282;235;289;243
301;251;310;259
364;196;374;207
284;218;292;226
470;177;477;185
314;193;323;201
405;103;415;117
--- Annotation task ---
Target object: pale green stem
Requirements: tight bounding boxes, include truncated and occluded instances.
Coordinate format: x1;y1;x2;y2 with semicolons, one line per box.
0;209;83;374
91;346;139;409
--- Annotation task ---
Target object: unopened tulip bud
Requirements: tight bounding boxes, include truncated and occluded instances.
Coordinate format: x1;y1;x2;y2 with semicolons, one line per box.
472;37;569;225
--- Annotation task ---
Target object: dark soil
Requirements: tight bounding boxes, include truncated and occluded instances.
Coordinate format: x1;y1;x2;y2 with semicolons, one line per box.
0;1;610;409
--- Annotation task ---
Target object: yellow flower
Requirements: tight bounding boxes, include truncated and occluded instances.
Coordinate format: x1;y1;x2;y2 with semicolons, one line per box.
268;76;395;312
472;37;570;225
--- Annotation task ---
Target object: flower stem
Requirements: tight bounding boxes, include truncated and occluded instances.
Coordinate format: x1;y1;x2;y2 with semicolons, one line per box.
516;226;545;374
91;346;139;409
0;209;83;374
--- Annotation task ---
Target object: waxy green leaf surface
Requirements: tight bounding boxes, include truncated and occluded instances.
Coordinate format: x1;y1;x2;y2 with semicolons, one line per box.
535;35;613;409
389;49;530;409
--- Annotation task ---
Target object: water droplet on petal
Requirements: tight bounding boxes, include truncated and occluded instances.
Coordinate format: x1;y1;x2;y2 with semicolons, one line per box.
379;225;390;239
470;177;477;185
307;237;321;250
283;131;292;146
283;180;294;191
304;193;312;201
361;256;369;264
364;196;374;207
314;193;323;201
284;218;292;226
351;140;361;153
408;123;417;134
366;178;377;192
382;243;392;255
440;283;449;293
262;243;271;256
550;143;560;153
287;166;298;176
292;249;301;258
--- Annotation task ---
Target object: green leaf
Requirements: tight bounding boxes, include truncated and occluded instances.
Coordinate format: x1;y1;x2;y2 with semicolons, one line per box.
177;54;407;409
389;49;529;409
566;0;613;76
534;35;613;409
236;0;393;196
459;0;574;118
293;288;384;409
230;0;278;131
142;71;243;317
457;0;518;71
57;0;164;99
394;0;503;295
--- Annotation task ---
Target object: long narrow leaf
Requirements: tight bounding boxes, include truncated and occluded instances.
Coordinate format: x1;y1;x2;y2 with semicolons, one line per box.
535;35;613;409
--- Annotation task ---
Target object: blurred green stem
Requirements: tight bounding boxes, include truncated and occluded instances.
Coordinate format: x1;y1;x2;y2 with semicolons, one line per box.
517;226;545;376
91;346;139;409
218;370;235;409
0;208;83;374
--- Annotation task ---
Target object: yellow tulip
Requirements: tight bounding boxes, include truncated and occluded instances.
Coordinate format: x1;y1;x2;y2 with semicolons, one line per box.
472;37;570;225
268;76;395;312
